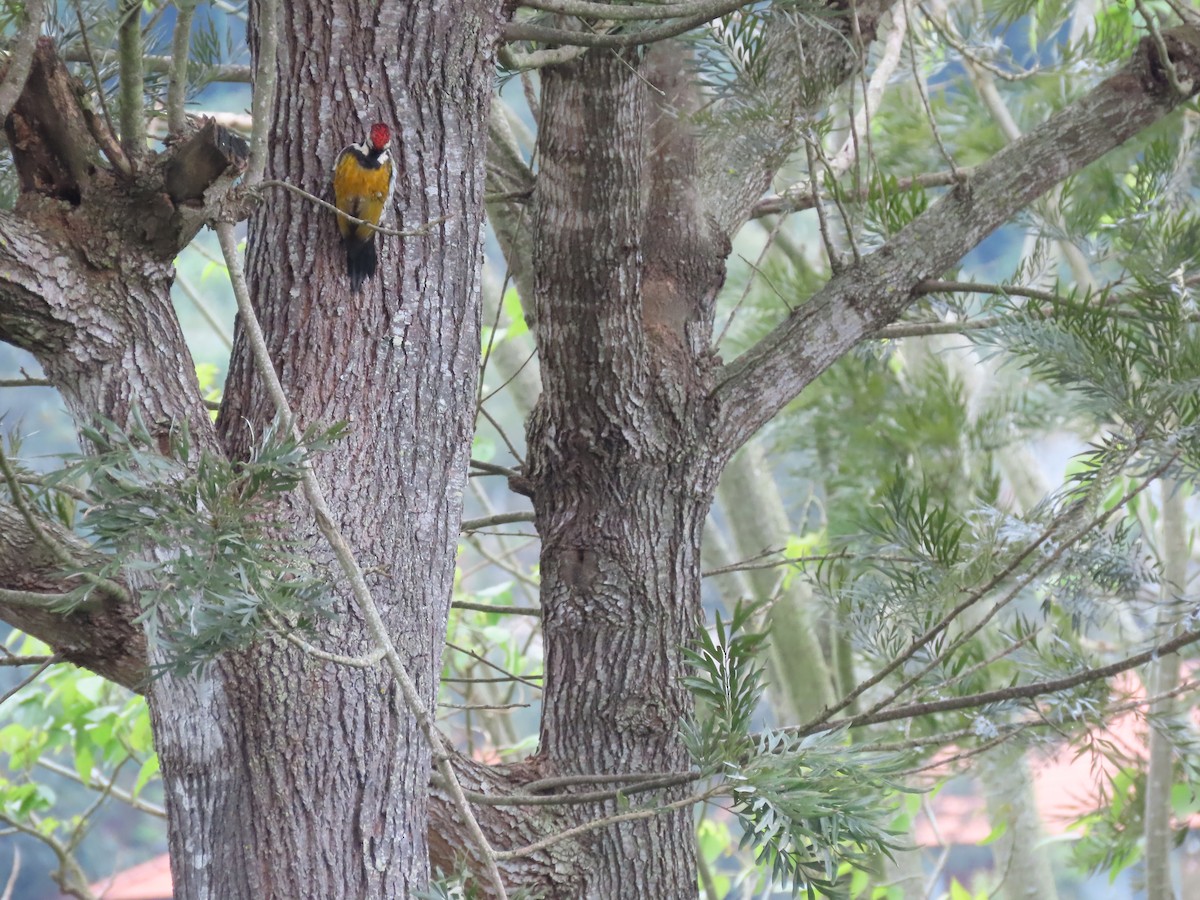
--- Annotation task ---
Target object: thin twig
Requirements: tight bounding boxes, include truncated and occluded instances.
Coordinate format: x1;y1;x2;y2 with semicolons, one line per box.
0;377;50;388
478;346;537;406
61;48;253;83
0;811;94;900
465;536;541;588
450;599;541;617
494;786;723;861
15;474;89;503
0;655;58;708
804;136;843;273
256;180;449;238
469;458;520;479
261;609;386;668
71;2;127;176
476;404;526;468
445;640;543;688
461;511;535;532
1;846;18;900
920;4;1038;83
793;469;1124;734
175;273;233;350
463;772;700;808
855;457;1171;724
1133;0;1191;98
0;655;57;667
0;443;129;604
753;168;973;218
904;0;959;178
833;626;1200;731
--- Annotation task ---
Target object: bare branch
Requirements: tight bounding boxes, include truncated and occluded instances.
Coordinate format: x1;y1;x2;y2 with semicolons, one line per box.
446;640;543;688
60;47;253;83
462;772;699;808
494;786;722;861
255;180;449;237
503;4;736;47
461;511;536;532
516;0;751;19
166;0;198;135
116;0;146;163
0;505;146;690
35;757;167;819
451;599;541;617
0;654;56;706
246;0;278;185
0;377;50;387
752;168;970;218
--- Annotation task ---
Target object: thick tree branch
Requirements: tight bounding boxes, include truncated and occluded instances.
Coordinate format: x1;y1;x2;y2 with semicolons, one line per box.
0;0;47;119
712;26;1200;453
0;505;145;690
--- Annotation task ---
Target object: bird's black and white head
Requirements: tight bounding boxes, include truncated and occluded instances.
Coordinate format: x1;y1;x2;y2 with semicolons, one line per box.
362;122;391;160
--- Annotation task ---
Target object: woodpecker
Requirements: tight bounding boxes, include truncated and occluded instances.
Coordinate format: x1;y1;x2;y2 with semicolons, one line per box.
332;122;396;293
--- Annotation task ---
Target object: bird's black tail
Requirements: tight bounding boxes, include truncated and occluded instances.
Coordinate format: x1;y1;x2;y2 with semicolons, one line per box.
345;239;378;294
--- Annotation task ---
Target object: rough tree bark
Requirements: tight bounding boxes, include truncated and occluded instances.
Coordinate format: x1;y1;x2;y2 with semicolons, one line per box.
2;8;1200;900
1;3;502;898
521;43;728;897
166;2;500;897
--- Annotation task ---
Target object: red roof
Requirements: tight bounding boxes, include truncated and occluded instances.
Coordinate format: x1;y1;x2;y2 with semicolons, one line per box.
88;853;173;900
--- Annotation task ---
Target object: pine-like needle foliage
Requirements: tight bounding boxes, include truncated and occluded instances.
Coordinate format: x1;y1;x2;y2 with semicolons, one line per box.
683;601;911;897
46;415;346;675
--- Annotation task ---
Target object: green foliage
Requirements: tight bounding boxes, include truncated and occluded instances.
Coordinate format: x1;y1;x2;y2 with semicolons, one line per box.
683;602;913;897
1;632;158;859
682;598;770;766
861;174;930;245
727;729;911;897
46;414;347;675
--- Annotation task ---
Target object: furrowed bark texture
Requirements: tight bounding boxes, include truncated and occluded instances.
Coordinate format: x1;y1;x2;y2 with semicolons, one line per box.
525;46;725;899
138;3;500;898
0;506;145;688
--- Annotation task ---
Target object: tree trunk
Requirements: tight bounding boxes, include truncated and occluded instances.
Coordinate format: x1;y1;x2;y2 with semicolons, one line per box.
145;3;499;897
525;45;726;898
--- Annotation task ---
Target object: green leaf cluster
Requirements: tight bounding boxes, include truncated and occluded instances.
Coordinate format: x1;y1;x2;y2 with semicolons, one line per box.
49;414;347;675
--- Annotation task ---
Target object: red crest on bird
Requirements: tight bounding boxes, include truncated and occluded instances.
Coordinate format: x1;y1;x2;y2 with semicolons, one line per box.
369;123;391;153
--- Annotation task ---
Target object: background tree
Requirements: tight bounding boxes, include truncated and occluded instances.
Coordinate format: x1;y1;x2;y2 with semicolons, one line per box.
2;1;1200;899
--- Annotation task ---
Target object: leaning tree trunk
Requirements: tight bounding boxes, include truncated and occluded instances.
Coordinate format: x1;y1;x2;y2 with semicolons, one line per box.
147;2;499;897
524;46;728;898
